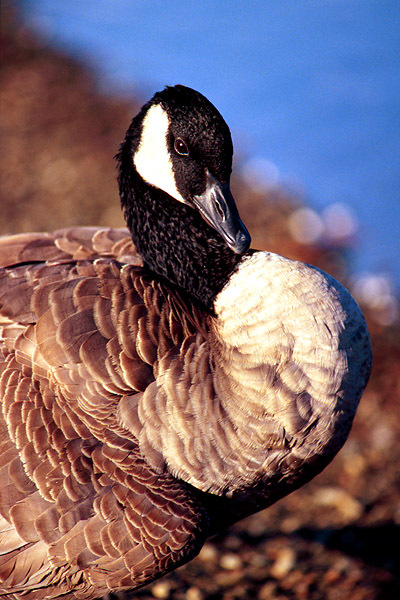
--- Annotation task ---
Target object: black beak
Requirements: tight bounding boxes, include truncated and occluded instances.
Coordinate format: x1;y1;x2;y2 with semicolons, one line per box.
193;172;251;254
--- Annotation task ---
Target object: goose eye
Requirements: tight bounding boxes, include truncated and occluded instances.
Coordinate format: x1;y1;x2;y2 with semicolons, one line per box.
174;138;189;156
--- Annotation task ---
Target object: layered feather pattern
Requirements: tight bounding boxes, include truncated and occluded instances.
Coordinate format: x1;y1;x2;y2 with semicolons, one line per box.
0;229;210;598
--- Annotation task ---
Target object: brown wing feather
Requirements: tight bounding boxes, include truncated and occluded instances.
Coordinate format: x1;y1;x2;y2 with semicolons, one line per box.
0;229;209;599
0;227;141;268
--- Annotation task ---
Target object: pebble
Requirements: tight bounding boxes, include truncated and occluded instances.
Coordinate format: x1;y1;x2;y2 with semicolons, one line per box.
269;547;296;579
224;534;242;550
151;581;171;599
219;552;243;570
280;515;301;533
323;567;342;584
198;542;219;562
257;581;278;600
315;486;363;521
186;587;203;600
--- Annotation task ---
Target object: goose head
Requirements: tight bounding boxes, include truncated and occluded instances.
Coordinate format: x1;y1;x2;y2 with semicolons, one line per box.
117;85;251;308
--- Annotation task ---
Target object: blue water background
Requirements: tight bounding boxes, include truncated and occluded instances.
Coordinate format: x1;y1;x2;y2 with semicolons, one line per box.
20;0;400;288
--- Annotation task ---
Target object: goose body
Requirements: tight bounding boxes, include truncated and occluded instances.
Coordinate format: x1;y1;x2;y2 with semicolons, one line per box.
0;86;372;599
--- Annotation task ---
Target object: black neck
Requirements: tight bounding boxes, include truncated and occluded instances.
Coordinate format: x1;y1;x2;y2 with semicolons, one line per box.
117;141;243;310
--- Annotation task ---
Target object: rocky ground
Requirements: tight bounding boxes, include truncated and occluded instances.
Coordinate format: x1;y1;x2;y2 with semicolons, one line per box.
1;5;399;600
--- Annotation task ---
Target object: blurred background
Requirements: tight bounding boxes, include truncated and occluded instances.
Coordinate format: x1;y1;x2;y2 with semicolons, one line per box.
1;2;399;599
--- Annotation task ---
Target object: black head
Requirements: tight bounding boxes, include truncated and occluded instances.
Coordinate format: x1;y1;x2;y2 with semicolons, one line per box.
117;85;251;309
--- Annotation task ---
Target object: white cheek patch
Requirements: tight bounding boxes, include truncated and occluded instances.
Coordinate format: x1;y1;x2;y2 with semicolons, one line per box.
133;103;186;203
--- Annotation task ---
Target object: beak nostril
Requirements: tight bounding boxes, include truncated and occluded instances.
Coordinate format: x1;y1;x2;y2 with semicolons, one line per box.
215;199;224;221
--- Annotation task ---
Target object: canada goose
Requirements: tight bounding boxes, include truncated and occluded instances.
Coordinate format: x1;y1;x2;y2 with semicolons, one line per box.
0;85;372;599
